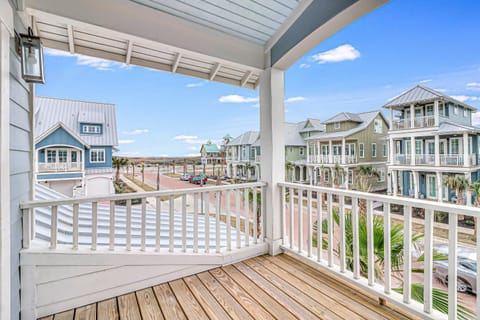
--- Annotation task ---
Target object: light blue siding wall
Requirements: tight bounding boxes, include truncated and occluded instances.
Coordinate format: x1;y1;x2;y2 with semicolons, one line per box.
37;173;83;180
447;103;471;126
36;127;84;150
85;146;113;168
9;2;31;318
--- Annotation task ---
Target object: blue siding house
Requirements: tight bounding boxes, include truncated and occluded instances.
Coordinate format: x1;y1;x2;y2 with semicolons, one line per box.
34;97;118;196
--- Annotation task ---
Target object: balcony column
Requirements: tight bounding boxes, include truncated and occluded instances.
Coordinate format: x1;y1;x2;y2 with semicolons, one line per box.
413;171;419;199
328;140;333;163
389;137;394;165
434;100;439;126
316;141;320;164
434;135;440;166
410;136;415;165
410;104;415;128
313;167;317;185
466;173;472;206
341;138;346;164
306;142;310;163
436;172;443;202
389;108;393;129
308;167;313;185
392;170;398;197
259;67;285;255
387;170;392;195
463;133;469;167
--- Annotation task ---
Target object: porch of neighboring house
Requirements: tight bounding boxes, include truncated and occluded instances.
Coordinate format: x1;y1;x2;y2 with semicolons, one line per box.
39;254;414;320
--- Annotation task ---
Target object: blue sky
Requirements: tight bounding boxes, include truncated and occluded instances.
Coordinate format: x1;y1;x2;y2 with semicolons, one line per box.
37;0;480;157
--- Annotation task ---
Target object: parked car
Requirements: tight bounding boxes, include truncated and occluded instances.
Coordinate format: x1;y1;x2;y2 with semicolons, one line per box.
434;258;477;294
189;174;207;185
180;173;192;181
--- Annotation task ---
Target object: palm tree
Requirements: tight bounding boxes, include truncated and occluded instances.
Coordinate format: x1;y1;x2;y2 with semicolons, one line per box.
192;160;196;175
172;160;176;174
131;161;136;179
469;182;480;240
285;161;294;182
355;165;378;213
445;175;468;205
112;157;129;183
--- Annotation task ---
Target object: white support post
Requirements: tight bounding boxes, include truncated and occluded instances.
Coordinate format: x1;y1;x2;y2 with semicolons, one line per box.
341;138;346;164
328;140;333;163
389;137;394;165
463;133;469;167
410;104;415;128
434;134;440;166
410;136;415;165
259;67;285;255
434;100;439;126
436;172;442;202
387;170;392;195
413;171;419;199
389;108;393;129
306;142;310;163
316;141;320;164
392;170;398;197
308;167;313;185
0;4;13;320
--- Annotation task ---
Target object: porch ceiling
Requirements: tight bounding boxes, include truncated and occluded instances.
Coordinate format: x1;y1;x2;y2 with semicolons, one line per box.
24;0;387;89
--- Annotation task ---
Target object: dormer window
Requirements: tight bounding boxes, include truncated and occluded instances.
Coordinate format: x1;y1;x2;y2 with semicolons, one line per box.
82;124;102;134
334;122;340;129
464;108;469;118
454;105;458;115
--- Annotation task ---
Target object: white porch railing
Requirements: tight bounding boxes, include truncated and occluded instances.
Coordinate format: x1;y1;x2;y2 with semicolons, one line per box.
20;182;266;253
440;154;464;166
415;154;435;165
392;116;436;131
394;154;411;165
392;119;411;130
279;182;479;320
310;154;356;165
37;162;83;172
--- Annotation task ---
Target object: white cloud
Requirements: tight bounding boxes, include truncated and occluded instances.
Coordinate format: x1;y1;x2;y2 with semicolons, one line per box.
117;151;140;156
122;129;149;135
311;44;360;64
184;153;200;157
173;135;206;144
185;82;204;88
285;96;306;103
419;79;432;83
218;95;258;103
119;139;135;144
433;88;447;93
251;103;260;108
451;95;480;102
467;82;480;90
299;63;311;69
44;48;128;71
472;113;480;126
188;146;200;151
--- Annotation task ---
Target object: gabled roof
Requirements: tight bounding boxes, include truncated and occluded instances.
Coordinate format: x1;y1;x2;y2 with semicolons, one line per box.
227;131;259;146
437;121;480;135
383;85;477;111
284;122;307;146
35;122;90;148
324;112;363;124
201;143;220;153
35;97;119;146
306;110;385;141
299;118;325;133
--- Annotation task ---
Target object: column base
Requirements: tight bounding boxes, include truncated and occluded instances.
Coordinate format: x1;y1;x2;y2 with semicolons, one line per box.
265;237;284;256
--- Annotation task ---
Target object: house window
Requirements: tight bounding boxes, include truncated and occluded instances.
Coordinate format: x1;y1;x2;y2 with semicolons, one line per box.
324;170;329;183
383;144;387;157
372;143;377;158
82;124;102;134
334;122;340;129
46;150;56;163
395;141;401;154
348;171;353;184
378;168;385;182
427;175;436;198
299;147;305;155
359;143;364;158
439;103;444;116
426;105;434;116
450;138;460;154
454;105;458;115
289;147;293;152
58;150;68;163
90;149;105;163
415;140;422;155
374;119;383;133
464;108;469;118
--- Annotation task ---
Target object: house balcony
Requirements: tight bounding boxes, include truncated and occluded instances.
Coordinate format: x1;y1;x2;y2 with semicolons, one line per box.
310;154;357;165
394;154;478;167
37;161;83;173
20;181;477;320
391;115;435;131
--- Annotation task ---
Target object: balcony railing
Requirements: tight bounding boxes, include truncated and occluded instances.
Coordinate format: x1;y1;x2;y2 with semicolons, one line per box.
392;115;436;131
20;182;266;252
279;182;480;320
309;155;357;165
37;161;83;172
394;154;478;167
439;154;464;166
394;154;411;165
415;154;435;165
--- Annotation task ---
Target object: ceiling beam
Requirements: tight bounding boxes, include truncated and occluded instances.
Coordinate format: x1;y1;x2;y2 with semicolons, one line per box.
171;52;182;73
125;40;133;64
240;71;253;87
67;24;74;54
209;63;221;81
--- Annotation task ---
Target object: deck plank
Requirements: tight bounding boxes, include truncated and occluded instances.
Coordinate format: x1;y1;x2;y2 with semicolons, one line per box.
117;293;142;320
183;275;233;320
153;283;187;320
74;303;96;320
169;279;209;320
221;265;297;320
53;310;74;320
136;288;164;320
38;317;53;320
97;298;118;320
197;271;254;320
243;257;346;320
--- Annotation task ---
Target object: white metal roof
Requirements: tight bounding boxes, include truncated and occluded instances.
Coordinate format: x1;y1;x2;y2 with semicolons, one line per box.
35;97;119;147
228;131;259;146
324;112;363;124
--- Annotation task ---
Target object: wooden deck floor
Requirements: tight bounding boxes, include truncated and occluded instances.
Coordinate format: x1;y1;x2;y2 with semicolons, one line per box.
39;254;416;320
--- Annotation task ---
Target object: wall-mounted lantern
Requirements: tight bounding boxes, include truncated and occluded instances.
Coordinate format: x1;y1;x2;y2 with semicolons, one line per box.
16;27;45;84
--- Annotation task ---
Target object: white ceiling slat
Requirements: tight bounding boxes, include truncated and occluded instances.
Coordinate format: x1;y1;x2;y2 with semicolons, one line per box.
178;62;211;74
131;51;173;65
180;56;214;70
38;31;68;43
125;40;133;64
240;70;252;87
132;46;175;61
67;24;75;53
171;52;182;73
209;63;221;81
73;30;126;50
216;70;242;81
74;39;126;56
37;22;67;36
233;0;293;17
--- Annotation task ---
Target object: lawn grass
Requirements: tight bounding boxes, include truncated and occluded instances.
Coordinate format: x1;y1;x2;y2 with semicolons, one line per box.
124;174;157;192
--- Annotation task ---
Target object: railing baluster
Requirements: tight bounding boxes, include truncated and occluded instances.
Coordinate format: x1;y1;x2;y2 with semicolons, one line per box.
236;189;241;249
327;193;333;267
169;195;174;253
289;187;294;249
141;198;146;251
109;201;115;251
367;199;374;286
307;190;312;258
50;205;58;249
30;207;35;241
281;185;286;245
384;202;391;293
91;202;97;251
215;191;221;253
126;199;132;251
226;190;231;251
253;187;258;244
448;212;458;320
155;197;160;252
423;208;433;314
72;203;79;250
477;212;480;318
339;195;345;273
261;185;265;240
22;209;31;249
205;192;210;253
352;197;359;279
298;189;303;253
193;193;198;253
403;205;412;302
182;194;187;252
244;188;249;247
317;192;323;263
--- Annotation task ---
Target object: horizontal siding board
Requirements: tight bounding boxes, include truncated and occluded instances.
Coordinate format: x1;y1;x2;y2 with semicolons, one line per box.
10;173;32;203
9;125;30;152
9;100;29;130
10;150;31;176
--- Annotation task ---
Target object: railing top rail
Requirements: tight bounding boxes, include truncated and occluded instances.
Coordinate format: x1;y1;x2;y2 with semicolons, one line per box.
20;181;267;209
279;182;480;217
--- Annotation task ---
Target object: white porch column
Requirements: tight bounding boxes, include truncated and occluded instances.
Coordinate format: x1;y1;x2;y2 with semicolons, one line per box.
410;104;415;128
434;134;440;166
316;141;320;164
463;133;469;167
389;108;393;129
308;167;313;185
341;138;346;164
434;100;439;126
410;136;415;165
392;170;398;197
328;140;333;163
313;167;317;185
389;137;394;165
306;142;310;163
259;68;285;255
436;172;442;202
0;4;13;320
387;170;392;195
413;171;419;199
